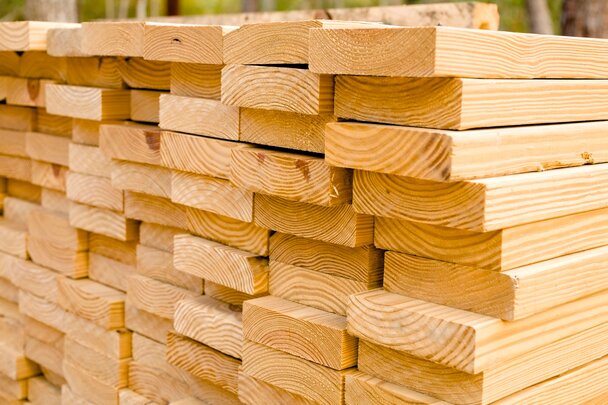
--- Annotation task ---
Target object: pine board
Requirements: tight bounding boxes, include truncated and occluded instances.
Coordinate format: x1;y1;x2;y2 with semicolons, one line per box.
99;123;161;165
26;132;70;166
117;57;170;90
136;244;202;292
66;171;124;211
69;143;112;178
0;21;79;51
47;26;85;57
69;201;138;241
111;159;172;199
130;89;162;123
124;191;187;229
170;62;222;99
81;21;145;57
127;274;199;320
66;56;124;89
46;84;130;121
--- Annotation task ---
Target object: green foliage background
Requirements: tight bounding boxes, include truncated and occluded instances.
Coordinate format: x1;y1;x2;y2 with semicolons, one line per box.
0;0;565;33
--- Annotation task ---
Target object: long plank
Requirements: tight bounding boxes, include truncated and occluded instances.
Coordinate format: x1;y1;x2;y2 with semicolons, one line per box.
125;302;172;345
326;121;608;181
139;221;182;252
170;63;222;99
239;372;316;405
111;160;172;199
89;233;137;265
69;143;112;178
336;76;608;130
136;244;203;292
67;171;124;211
0;105;36;131
99;123;161;165
5;77;53;107
19;51;67;80
64;336;129;387
124;191;187;229
310;26;608;78
205;281;265;307
81;21;145;57
0;129;27;157
354;164;608;232
127;274;199;320
0;51;20;76
28;207;88;250
69;201;139;241
36;109;72;136
89;253;136;293
347;289;608;374
47;26;85;57
117;58;170;90
66;57;124;89
28;237;88;278
31;161;67;191
26;132;70;166
7;179;38;207
130;89;162;123
0;155;31;182
222;65;333;115
0;21;79;51
46;84;130;121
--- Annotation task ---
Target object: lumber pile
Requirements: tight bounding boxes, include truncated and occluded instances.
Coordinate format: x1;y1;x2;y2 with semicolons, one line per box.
1;2;606;404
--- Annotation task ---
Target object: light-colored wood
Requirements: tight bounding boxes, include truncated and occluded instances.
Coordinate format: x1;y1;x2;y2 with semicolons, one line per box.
111;160;172;198
384;247;608;320
118;389;155;405
0;372;27;400
57;277;125;329
41;188;69;215
269;261;371;316
72;118;105;146
117;58;171;90
244;295;357;369
170;63;222;99
0;277;18;303
326;121;608;181
161;130;248;179
63;360;120;405
0;220;28;258
22;315;63;347
0;129;27;157
7;179;40;203
28;236;88;278
125;302;172;344
0;105;37;131
270;232;382;284
0;51;20;76
242;340;354;405
139;222;182;253
136;244;203;292
88;233;137;265
130;90;162;123
67;171;124;211
0;21;79;51
89;253;136;292
6;77;54;107
19;51;67;80
0;342;40;380
171;170;254;222
144;23;232;63
29;377;62;405
66;57;124;89
28;207;88;250
205;281;265;307
174;233;268;295
167;330;240;394
347;289;608;374
70;202;139;241
61;383;95;405
26;131;69;166
37;109;72;137
69;143;112;178
240;108;333;154
3;197;38;227
127;274;199;320
222;65;333;115
255;194;374;247
46;84;130;121
31;160;67;191
47;26;85;57
124;191;188;229
173;295;243;359
100;123;161;165
0;155;32;182
186;206;270;256
64;336;129;388
310;26;608;78
336;77;608;130
238;372;316;405
82;21;145;57
355;164;608;231
159;94;239;140
231;147;351;206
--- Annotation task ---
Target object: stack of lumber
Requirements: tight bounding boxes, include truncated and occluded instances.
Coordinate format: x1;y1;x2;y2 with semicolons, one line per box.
309;26;608;404
4;4;607;405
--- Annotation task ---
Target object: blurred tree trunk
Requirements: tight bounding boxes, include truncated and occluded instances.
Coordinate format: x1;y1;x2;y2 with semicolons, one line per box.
562;0;608;37
24;0;78;22
167;0;179;16
525;0;553;34
242;0;258;12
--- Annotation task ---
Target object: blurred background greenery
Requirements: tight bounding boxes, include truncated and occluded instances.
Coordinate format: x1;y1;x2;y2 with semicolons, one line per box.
0;0;567;33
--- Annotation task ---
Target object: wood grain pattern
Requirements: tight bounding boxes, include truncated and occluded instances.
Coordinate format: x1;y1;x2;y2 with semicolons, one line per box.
111;159;172;198
238;372;316;405
67;171;124;211
81;21;145;57
69;143;112;178
69;201;138;241
6;77;54;107
0;21;79;51
3;197;39;227
124;191;187;229
47;26;85;57
171;170;254;222
39;188;68;215
240;108;333;154
28;377;62;405
19;51;67;80
0;342;40;380
0;129;27;157
221;65;334;115
355;164;608;232
7;179;40;203
0;220;28;259
46;84;130;121
24;335;64;378
174;233;268;295
125;302;172;345
64;336;129;387
173;295;243;359
255;194;374;247
170;62;222;99
28;207;88;250
139;222;182;253
0;155;31;182
66;57;124;89
136;244;202;292
88;232;137;265
159;94;239;140
127;274;199;320
72;118;104;146
205;281;265;307
326;121;608;181
117;389;152;405
130;89;162;123
0;105;36;131
89;253;136;293
63;360;120;404
347;289;608;374
230;147;352;206
28;236;88;278
99;123;161;165
336;76;608;130
36;109;72;137
0;51;20;76
117;58;170;90
31;161;67;191
26;131;69;166
243;295;357;369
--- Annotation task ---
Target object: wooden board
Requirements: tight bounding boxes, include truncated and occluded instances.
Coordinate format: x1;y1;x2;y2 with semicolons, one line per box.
28;377;62;405
205;281;265;307
0;130;27;158
161;130;248;179
69;143;112;178
46;84;130;121
28;207;88;250
0;105;37;131
0;155;31;182
269;261;371;316
0;51;20;76
238;372;315;405
124;191;188;229
355;164;608;232
243;296;357;369
139;222;182;253
66;57;124;89
240;108;333;154
117;58;171;90
173;295;243;359
19;51;67;80
326;121;608;181
269;232;382;284
88;233;137;265
170;62;222;99
242;340;354;405
24;336;63;378
0;342;40;380
89;253;136;293
0;220;28;259
254;194;374;247
230;147;351;206
130;90;162;123
347;289;608;374
57;277;125;329
47;26;85;57
63;360;120;405
31;161;67;191
81;21;145;57
3;197;37;227
5;77;54;107
159;94;239;140
99;123;161;165
28;236;88;278
186;206;270;256
136;244;203;292
174;233;268;295
67;171;124;211
384;247;608;320
127;274;199;320
111;159;172;199
0;21;79;51
171;170;253;221
144;23;232;63
26;132;70;166
125;302;172;345
335;76;608;130
64;336;129;387
118;389;152;405
167;331;240;394
72;118;105;146
221;65;333;115
310;26;608;79
36;109;73;137
41;188;69;215
70;202;138;241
